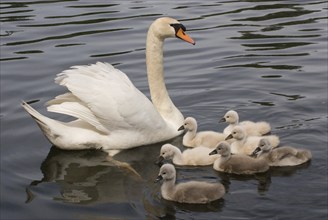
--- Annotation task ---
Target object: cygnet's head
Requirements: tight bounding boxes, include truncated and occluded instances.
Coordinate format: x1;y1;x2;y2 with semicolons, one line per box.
155;163;176;183
158;144;176;161
149;17;195;45
209;141;231;157
220;110;239;124
225;126;246;141
178;117;197;132
251;138;272;157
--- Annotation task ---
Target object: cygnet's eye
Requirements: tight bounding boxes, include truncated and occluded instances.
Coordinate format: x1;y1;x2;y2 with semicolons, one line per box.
226;116;230;118
162;172;166;175
162;152;165;155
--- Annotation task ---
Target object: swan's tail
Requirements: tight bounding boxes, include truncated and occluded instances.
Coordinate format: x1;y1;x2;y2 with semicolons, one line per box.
21;101;56;142
298;149;312;161
266;135;280;148
256;121;271;135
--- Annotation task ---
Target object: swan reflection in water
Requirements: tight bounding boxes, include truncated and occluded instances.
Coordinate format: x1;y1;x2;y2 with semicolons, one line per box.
25;146;145;204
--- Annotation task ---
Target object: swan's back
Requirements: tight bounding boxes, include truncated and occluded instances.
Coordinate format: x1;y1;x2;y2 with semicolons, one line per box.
182;146;220;166
194;131;226;148
224;155;269;174
173;181;225;204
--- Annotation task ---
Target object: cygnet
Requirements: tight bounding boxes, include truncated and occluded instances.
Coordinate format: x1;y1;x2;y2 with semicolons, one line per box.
251;138;312;166
209;141;269;175
220;110;271;136
155;163;225;204
225;126;280;155
157;143;220;166
178;117;226;148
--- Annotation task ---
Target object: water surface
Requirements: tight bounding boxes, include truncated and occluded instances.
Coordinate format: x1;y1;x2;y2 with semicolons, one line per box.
1;0;327;219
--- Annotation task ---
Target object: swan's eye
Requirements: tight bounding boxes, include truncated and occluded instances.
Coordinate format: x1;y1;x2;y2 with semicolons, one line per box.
162;152;165;155
226;116;230;118
162;172;166;175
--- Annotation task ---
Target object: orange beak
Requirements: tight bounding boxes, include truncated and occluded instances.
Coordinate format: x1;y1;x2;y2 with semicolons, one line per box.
176;28;195;45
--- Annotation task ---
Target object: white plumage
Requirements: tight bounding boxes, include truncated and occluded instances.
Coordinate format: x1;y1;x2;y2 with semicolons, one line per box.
225;126;280;155
22;17;195;152
178;117;226;148
221;110;271;136
157;143;220;166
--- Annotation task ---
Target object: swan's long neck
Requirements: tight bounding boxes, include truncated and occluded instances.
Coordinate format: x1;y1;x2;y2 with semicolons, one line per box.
146;28;183;126
161;176;176;200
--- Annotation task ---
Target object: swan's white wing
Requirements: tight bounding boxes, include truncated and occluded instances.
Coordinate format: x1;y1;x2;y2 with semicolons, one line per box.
51;62;166;133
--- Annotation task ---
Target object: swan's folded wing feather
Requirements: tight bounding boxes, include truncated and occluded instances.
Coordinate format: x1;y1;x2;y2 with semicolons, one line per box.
54;62;166;132
46;92;81;106
47;102;110;134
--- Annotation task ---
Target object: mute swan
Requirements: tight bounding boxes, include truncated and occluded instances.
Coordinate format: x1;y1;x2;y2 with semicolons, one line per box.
220;110;271;136
251;138;312;166
178;117;226;148
155;163;225;203
209;141;269;175
22;17;195;152
225;126;280;155
156;143;220;166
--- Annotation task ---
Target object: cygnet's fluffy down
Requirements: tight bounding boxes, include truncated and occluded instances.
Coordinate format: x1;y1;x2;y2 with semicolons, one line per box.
251;138;312;166
155;163;225;204
178;117;226;148
225;126;280;155
157;143;220;166
209;141;269;175
220;110;271;136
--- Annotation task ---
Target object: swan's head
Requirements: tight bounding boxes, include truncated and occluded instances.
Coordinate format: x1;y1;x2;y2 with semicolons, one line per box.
178;117;197;132
209;141;231;157
159;144;177;161
251;138;272;157
149;17;195;45
225;126;245;141
155;163;176;183
220;110;239;124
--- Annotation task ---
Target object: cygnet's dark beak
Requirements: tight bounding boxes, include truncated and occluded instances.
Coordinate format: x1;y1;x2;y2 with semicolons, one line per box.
251;147;261;157
178;125;185;131
225;134;233;140
154;175;163;183
209;149;218;155
219;118;226;123
155;156;165;166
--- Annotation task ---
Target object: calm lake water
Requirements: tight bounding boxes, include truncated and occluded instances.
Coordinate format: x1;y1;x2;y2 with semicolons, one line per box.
1;0;327;219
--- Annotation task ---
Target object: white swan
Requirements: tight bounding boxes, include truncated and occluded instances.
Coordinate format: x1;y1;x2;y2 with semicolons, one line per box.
251;138;312;166
178;117;226;148
220;110;271;136
209;141;269;175
22;17;195;152
155;163;225;203
157;143;220;166
225;126;280;155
